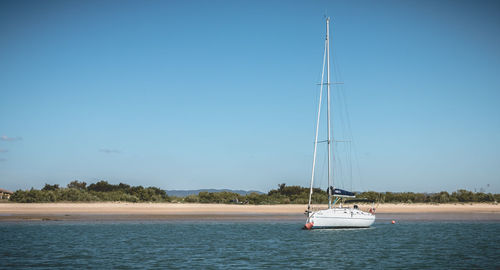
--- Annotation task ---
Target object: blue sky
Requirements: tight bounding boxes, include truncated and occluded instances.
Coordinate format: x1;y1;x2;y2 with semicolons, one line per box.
1;0;499;193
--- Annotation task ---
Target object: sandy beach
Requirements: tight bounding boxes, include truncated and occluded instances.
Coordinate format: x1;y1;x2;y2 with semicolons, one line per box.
1;202;499;222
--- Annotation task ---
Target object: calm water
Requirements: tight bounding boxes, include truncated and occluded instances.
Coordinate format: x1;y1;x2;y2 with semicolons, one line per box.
1;221;499;269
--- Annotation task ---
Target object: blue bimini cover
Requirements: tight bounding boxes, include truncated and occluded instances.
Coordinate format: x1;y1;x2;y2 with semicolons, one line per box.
330;187;355;197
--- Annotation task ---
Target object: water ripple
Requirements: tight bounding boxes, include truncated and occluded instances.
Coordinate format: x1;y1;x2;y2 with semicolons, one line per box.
0;221;499;269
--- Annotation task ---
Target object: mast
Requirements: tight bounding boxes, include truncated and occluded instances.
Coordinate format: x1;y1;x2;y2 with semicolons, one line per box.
307;19;328;212
326;17;332;209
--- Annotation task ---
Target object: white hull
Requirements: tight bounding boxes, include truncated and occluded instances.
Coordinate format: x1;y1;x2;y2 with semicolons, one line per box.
307;208;375;229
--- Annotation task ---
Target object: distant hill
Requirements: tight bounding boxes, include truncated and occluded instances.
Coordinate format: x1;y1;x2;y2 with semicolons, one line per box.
165;189;264;197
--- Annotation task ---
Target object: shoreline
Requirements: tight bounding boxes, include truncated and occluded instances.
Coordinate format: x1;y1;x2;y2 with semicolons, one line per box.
1;202;499;222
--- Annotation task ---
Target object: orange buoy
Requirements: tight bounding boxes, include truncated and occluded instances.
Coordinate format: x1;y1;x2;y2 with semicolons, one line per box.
304;222;314;230
391;220;396;224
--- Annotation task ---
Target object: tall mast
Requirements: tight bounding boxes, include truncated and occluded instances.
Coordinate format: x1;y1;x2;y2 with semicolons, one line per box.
307;19;328;212
326;17;332;209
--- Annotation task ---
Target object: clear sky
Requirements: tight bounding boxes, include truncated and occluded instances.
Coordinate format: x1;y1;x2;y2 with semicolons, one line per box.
1;0;499;193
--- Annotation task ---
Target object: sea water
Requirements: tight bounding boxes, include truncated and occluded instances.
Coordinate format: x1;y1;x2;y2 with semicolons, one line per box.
1;221;499;269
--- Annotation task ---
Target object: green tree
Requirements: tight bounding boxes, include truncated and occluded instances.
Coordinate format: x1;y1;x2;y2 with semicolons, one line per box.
67;180;87;190
42;184;59;191
452;189;474;202
87;181;117;192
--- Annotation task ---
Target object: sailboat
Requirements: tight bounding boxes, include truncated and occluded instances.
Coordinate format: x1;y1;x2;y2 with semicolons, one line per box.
304;17;375;229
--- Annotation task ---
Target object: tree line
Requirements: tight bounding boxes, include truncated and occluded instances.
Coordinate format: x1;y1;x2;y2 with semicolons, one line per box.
8;182;500;204
356;190;498;204
9;181;170;203
182;184;499;204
